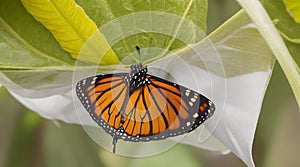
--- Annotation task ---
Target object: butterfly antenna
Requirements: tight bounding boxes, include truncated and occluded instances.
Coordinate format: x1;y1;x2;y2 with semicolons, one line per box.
136;46;141;64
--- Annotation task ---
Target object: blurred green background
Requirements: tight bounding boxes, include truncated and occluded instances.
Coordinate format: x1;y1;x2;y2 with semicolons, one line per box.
1;0;299;167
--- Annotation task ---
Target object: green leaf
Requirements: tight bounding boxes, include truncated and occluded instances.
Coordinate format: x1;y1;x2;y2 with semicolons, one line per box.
0;19;71;69
0;0;76;69
0;0;207;70
77;0;208;64
77;0;207;34
283;0;300;23
20;0;120;65
262;0;300;66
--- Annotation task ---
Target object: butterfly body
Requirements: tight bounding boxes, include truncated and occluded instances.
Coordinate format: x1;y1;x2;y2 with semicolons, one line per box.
76;64;215;153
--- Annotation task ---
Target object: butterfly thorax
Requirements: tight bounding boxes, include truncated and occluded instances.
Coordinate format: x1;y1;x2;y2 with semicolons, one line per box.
126;64;148;94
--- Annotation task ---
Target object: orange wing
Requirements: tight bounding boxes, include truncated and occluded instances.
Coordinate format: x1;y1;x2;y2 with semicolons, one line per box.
76;73;215;142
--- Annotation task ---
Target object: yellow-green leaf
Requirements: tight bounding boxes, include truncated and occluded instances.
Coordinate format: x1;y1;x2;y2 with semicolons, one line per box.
21;0;120;65
284;0;300;23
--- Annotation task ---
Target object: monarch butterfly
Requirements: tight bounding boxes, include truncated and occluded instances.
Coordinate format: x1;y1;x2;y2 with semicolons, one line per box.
76;64;215;153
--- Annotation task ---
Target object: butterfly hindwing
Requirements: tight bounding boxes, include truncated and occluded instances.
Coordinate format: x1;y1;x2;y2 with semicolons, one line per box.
76;73;129;135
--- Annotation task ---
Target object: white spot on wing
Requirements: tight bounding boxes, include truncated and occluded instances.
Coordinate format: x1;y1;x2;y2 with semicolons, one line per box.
193;113;199;118
185;89;191;96
186;122;191;126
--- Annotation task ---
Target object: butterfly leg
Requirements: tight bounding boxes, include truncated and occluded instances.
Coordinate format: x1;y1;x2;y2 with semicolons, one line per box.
112;126;125;153
112;135;118;153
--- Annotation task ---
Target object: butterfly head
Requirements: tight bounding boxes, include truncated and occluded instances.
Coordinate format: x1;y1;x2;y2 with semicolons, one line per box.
130;64;147;75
